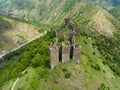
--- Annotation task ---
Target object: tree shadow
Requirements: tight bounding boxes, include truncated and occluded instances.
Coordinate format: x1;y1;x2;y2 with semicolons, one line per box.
0;18;12;33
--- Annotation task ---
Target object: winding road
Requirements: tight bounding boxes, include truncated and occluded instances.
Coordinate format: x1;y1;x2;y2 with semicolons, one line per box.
0;31;47;59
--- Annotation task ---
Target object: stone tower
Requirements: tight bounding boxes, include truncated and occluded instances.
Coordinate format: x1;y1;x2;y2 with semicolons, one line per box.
49;18;81;69
72;44;81;63
49;42;59;69
61;42;70;63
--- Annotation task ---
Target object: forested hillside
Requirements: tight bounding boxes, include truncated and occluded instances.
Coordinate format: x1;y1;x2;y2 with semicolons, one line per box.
109;5;120;21
0;0;120;90
0;0;84;25
0;0;120;24
1;17;120;89
90;0;120;9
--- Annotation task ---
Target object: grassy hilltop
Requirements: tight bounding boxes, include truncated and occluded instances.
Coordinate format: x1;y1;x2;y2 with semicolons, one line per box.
0;0;120;90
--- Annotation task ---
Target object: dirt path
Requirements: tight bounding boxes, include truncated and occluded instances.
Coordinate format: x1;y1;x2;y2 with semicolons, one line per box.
11;68;28;90
11;78;20;90
11;31;47;90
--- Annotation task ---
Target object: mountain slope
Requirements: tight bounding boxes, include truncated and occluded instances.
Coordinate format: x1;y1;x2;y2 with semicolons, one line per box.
1;18;120;90
109;5;120;21
90;0;120;9
72;3;116;36
0;0;88;25
90;0;120;21
0;0;120;25
0;1;120;90
0;15;41;54
0;0;117;36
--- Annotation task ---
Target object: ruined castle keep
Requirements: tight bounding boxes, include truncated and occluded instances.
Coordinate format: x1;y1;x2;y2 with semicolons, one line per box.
49;18;81;69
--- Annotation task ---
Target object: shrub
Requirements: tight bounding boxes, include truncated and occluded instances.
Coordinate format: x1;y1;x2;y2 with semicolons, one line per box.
65;72;71;79
98;83;110;90
91;64;101;71
62;68;67;72
93;52;96;55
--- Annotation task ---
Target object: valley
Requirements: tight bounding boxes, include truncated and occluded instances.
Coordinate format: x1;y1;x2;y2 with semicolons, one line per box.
0;0;120;90
0;15;42;55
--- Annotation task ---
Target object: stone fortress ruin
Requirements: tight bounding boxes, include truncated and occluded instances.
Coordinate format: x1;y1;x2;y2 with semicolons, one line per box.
49;18;81;69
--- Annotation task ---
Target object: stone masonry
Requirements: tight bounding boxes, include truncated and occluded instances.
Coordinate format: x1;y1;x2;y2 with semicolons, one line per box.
49;18;81;69
49;46;60;69
72;44;81;63
61;42;71;63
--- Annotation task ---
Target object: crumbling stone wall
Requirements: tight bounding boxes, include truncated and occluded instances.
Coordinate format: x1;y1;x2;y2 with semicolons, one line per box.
65;18;76;31
73;44;81;63
51;27;64;38
49;46;59;69
61;42;70;63
51;28;57;37
49;18;81;69
70;31;76;45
